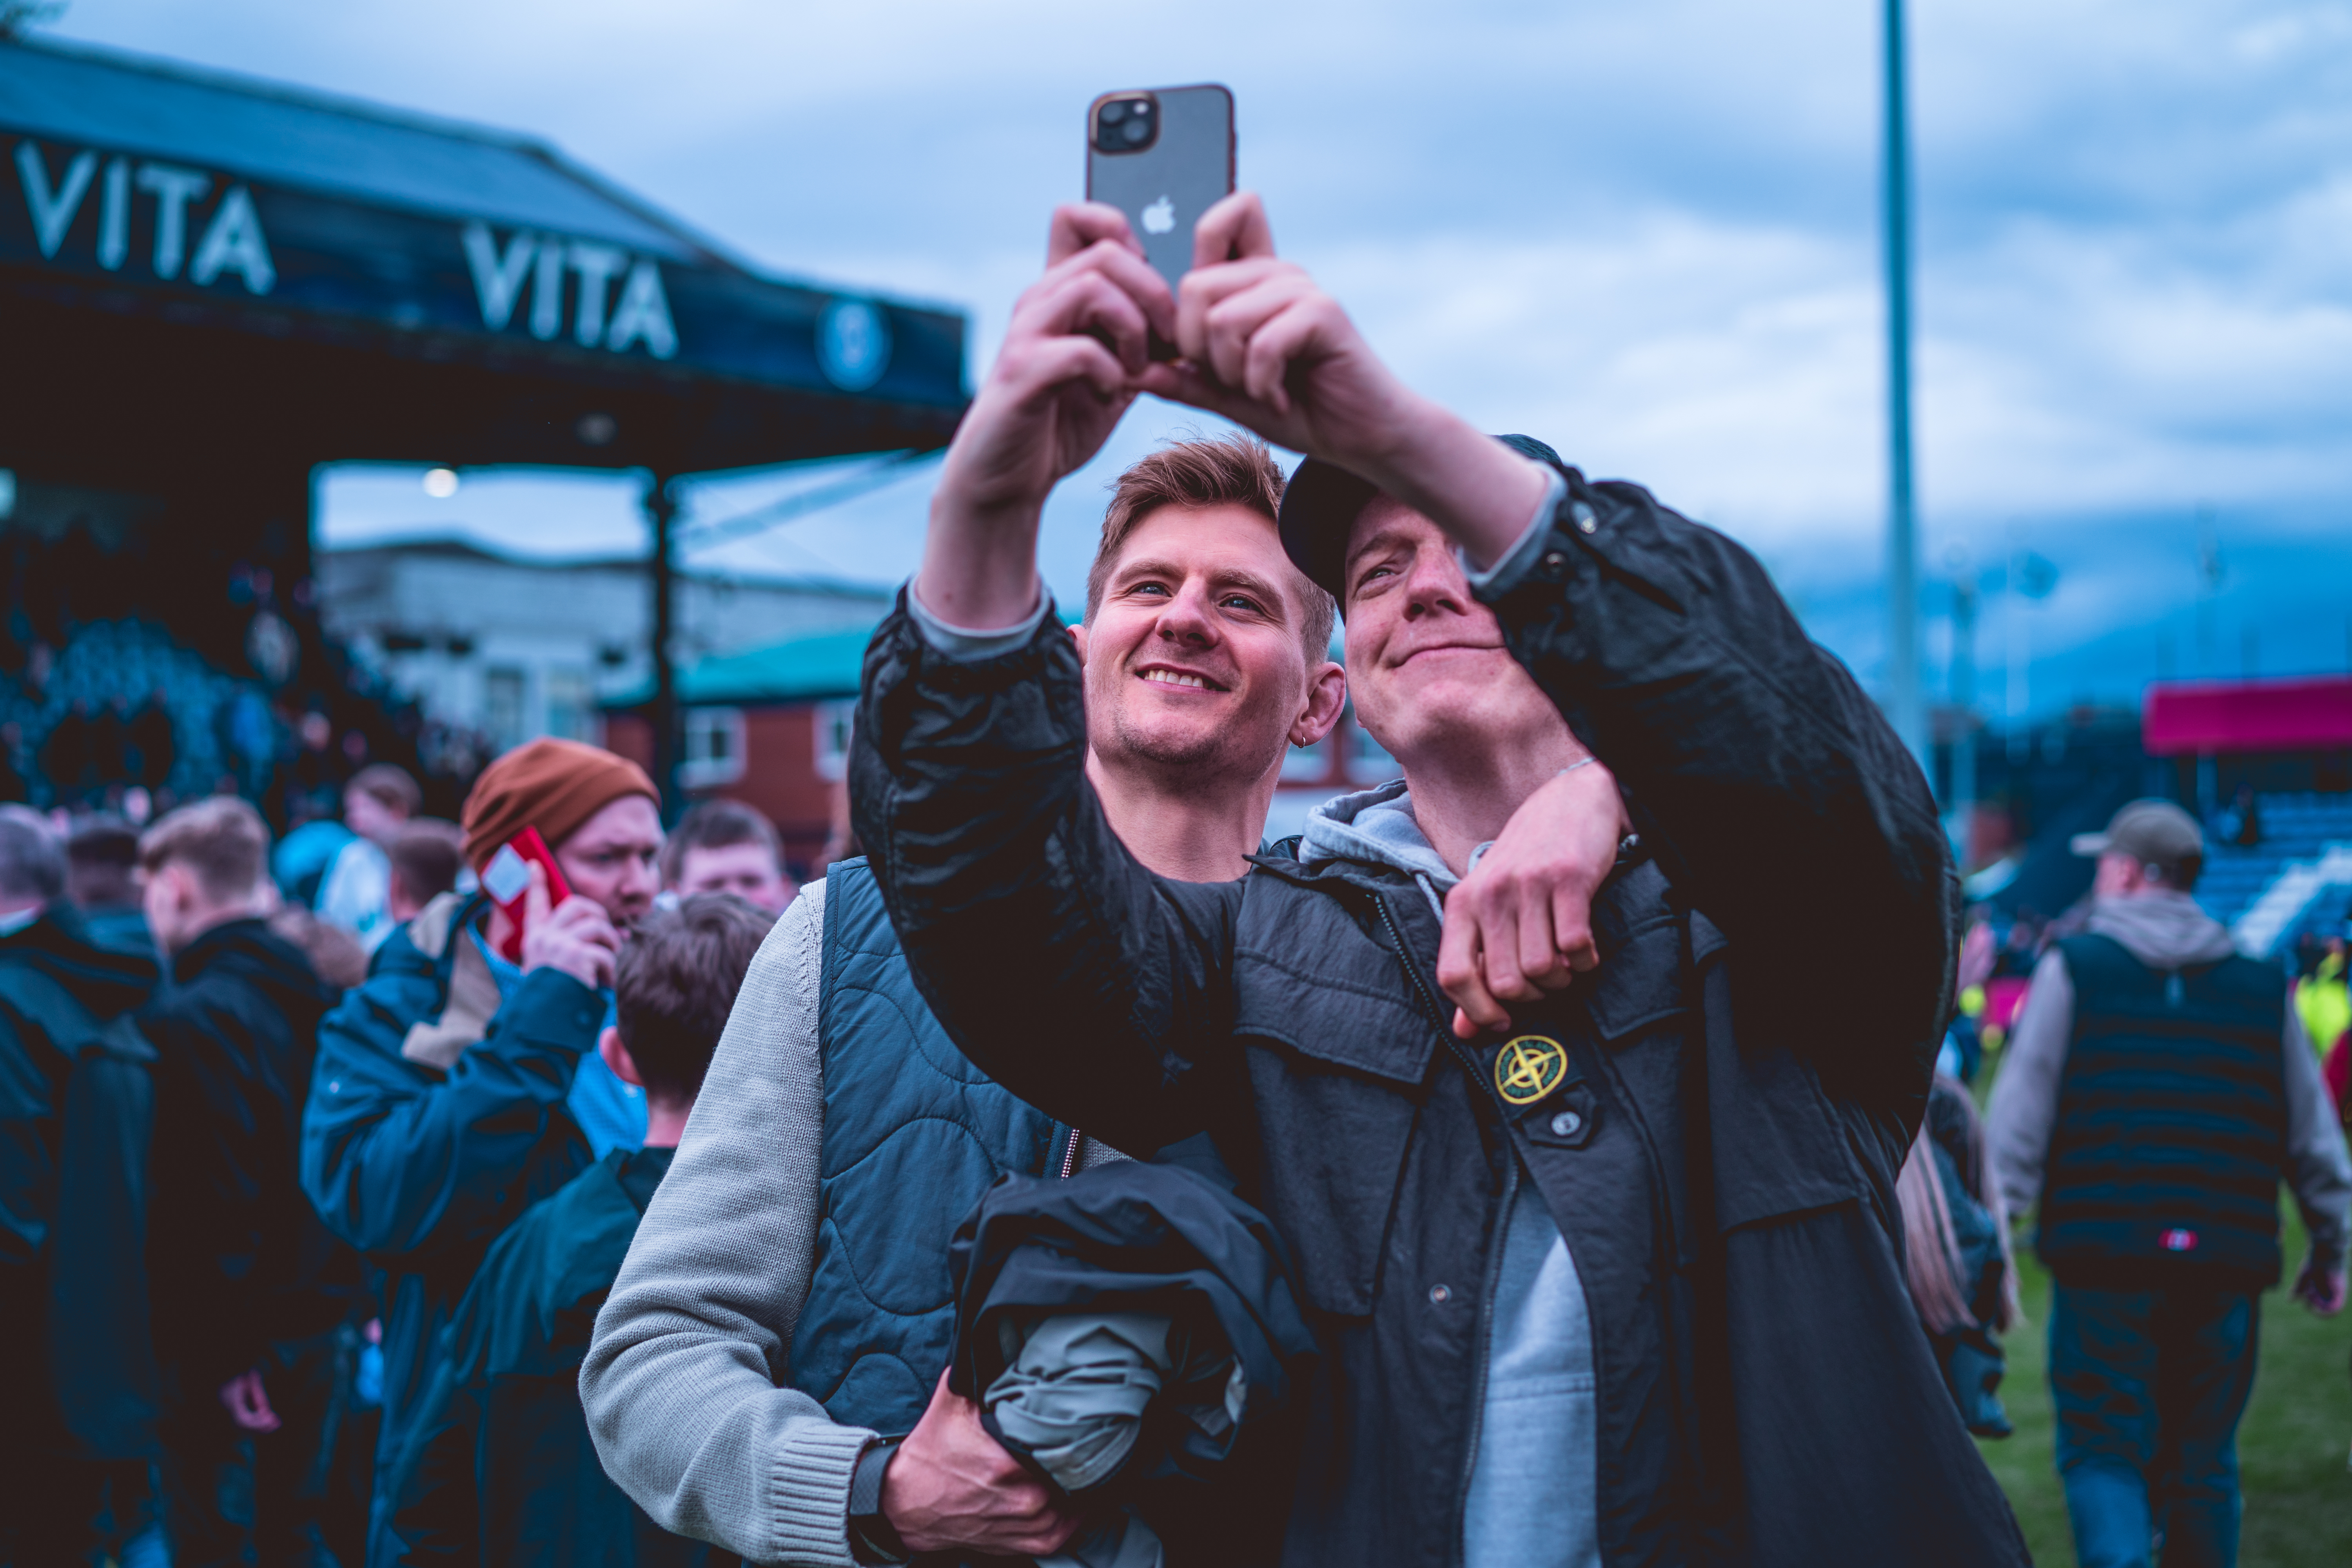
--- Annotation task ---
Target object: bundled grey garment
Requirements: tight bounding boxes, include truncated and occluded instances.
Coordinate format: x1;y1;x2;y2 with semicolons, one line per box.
581;878;1129;1565
989;1314;1174;1568
989;1314;1175;1493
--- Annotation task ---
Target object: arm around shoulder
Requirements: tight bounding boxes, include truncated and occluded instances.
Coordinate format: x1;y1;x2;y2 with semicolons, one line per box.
1475;470;1954;1081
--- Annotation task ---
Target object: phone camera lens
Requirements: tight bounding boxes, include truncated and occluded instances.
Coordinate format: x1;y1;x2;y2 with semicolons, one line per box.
1093;94;1158;154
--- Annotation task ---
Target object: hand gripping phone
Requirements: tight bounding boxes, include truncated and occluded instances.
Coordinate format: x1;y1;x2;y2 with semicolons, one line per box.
1085;84;1236;304
479;826;570;963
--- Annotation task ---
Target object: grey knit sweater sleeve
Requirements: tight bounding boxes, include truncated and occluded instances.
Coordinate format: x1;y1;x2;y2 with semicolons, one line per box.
583;878;869;1567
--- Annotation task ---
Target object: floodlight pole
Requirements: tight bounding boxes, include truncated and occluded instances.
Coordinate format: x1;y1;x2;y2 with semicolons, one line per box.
1883;0;1925;767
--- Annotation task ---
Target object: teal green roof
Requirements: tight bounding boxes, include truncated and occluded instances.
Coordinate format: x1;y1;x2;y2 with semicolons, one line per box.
616;608;1089;710
667;621;879;707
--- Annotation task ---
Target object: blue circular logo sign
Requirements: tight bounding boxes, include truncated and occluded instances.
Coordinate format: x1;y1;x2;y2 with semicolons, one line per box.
818;298;892;392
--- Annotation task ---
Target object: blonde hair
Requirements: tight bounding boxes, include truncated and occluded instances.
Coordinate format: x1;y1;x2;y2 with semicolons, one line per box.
1085;433;1336;661
140;795;269;904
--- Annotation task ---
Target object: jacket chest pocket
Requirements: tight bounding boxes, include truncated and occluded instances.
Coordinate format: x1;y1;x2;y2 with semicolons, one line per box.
1233;950;1436;1318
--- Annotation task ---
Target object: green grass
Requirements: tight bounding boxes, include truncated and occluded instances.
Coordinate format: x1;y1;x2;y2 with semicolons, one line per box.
1973;1206;2352;1566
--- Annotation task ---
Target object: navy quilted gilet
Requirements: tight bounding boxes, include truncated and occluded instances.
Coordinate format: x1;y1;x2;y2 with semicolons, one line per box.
2039;931;2288;1290
786;861;1074;1436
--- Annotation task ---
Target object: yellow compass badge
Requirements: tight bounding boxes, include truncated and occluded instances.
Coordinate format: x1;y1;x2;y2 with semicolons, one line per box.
1494;1034;1569;1105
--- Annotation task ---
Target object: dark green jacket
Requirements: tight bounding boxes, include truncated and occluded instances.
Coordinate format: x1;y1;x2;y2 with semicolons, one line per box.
298;891;600;1551
388;1145;733;1567
0;904;162;1461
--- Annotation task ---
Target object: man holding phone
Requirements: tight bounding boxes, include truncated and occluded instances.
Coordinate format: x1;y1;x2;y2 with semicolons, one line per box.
580;180;1637;1557
848;192;2029;1566
300;736;663;1564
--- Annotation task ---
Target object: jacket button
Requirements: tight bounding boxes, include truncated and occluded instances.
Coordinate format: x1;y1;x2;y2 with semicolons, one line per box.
1540;550;1570;577
1571;501;1598;534
1550;1110;1583;1137
1428;1283;1452;1305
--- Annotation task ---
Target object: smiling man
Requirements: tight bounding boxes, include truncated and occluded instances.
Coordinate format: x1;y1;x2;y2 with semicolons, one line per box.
847;195;2029;1566
585;436;1354;1565
584;307;1624;1560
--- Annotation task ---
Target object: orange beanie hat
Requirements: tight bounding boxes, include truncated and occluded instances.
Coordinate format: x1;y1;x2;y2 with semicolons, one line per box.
460;738;657;871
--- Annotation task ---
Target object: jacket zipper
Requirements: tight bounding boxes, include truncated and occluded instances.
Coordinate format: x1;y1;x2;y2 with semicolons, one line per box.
1371;891;1505;1568
1059;1126;1082;1179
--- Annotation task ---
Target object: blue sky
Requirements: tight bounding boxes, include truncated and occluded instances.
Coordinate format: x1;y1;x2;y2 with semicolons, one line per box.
50;0;2352;720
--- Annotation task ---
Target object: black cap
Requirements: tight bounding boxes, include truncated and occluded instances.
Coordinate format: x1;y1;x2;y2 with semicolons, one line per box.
1277;434;1565;602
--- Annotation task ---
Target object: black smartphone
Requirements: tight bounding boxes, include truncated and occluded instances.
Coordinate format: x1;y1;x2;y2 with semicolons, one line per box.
1085;84;1236;352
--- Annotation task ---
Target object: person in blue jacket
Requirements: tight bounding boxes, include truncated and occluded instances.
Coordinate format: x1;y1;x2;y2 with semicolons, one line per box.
388;893;775;1566
299;738;663;1564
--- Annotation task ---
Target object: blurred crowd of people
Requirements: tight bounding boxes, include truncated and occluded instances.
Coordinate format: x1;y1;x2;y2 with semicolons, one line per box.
8;179;2352;1568
3;736;799;1567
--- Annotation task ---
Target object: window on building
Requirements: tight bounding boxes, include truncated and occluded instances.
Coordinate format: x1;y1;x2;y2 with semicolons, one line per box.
545;668;594;742
815;701;856;781
681;707;747;788
483;668;526;753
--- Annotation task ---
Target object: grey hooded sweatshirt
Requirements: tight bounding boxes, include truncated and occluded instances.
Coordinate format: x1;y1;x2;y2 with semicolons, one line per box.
1984;891;2351;1273
1299;782;1602;1568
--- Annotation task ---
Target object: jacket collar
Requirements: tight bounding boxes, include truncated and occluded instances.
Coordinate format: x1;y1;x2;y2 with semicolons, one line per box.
167;916;279;984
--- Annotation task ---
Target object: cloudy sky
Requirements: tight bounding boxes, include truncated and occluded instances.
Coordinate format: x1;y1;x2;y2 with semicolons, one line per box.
51;0;2352;720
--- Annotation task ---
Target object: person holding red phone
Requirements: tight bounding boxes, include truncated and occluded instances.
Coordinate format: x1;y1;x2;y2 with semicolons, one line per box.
299;736;662;1565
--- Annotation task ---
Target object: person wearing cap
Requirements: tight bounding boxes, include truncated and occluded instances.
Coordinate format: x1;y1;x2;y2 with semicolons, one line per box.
845;194;2026;1565
1986;798;2351;1567
298;737;663;1564
584;432;1626;1566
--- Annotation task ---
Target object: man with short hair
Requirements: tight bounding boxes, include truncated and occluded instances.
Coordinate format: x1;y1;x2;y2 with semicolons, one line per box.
387;819;466;928
138;795;368;1567
849;196;2028;1564
320;764;424;952
301;737;663;1564
67;813;152;953
662;799;796;913
0;805;165;1566
587;433;1369;1564
391;894;773;1566
1989;799;2351;1568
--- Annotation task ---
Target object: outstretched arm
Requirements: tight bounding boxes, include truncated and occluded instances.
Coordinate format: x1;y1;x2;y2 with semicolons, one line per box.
915;202;1173;632
1147;194;1954;1101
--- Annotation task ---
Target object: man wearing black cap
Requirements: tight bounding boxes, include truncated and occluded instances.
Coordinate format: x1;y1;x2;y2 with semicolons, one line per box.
1989;798;2350;1568
848;193;2027;1564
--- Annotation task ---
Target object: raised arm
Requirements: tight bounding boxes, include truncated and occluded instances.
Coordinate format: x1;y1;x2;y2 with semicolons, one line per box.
1470;466;1955;1095
1147;193;1953;1098
300;956;599;1260
847;203;1243;1154
303;877;615;1258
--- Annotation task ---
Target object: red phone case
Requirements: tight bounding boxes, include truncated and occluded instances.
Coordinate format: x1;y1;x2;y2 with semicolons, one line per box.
479;826;570;962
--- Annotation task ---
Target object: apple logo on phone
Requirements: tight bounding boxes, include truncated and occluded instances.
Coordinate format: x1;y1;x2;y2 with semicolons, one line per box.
1142;196;1176;236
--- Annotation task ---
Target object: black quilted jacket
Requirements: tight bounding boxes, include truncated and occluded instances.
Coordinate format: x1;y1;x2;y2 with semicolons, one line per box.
851;464;2026;1568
